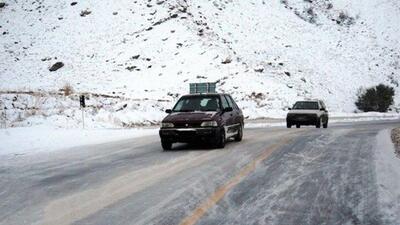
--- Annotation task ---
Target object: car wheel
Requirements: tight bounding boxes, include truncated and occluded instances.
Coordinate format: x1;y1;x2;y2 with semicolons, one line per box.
234;124;243;142
323;122;328;129
316;118;321;128
296;124;300;128
287;122;292;128
216;129;226;148
161;140;172;151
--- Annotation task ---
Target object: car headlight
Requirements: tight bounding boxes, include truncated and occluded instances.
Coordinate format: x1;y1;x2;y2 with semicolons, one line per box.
161;122;174;128
201;121;218;127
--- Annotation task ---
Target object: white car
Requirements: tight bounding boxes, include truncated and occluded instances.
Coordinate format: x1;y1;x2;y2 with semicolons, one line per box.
286;100;329;128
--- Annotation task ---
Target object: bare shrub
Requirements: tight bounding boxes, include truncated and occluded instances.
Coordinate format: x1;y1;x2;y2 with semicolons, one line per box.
61;83;74;96
336;11;355;26
294;7;318;24
27;93;46;117
306;7;317;24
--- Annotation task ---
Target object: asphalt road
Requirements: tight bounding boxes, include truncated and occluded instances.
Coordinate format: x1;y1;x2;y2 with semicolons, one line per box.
0;120;399;225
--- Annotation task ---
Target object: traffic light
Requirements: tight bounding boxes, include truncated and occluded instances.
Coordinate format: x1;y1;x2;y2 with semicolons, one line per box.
80;95;85;108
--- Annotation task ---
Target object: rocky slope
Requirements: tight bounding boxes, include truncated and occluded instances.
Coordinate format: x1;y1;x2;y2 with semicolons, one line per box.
0;0;399;127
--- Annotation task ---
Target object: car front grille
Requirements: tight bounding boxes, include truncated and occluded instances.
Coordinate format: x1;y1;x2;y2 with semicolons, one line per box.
173;122;202;128
290;113;317;120
294;113;315;117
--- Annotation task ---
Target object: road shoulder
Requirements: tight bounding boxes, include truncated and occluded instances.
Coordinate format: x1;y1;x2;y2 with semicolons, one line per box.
375;129;400;224
0;126;158;156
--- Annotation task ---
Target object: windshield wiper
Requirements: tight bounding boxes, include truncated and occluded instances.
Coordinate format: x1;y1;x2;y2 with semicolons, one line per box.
177;109;195;112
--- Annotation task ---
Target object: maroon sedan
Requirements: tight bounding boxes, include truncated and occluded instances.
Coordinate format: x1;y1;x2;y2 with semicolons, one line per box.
159;93;244;150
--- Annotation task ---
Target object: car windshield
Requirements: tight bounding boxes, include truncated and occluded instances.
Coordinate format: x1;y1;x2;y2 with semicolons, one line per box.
293;101;319;110
172;96;221;112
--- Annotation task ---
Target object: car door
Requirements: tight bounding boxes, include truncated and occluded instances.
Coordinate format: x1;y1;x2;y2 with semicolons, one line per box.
319;100;328;123
224;95;239;136
226;94;242;127
219;95;235;136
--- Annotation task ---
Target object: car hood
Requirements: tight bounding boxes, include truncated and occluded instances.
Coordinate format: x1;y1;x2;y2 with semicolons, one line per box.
288;109;319;114
163;111;219;122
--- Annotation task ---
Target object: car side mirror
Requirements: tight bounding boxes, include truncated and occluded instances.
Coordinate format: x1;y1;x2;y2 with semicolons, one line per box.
224;107;233;112
320;108;326;111
165;109;172;114
288;107;292;110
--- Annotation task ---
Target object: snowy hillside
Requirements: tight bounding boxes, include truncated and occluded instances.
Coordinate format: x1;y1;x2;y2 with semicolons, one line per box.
0;0;399;127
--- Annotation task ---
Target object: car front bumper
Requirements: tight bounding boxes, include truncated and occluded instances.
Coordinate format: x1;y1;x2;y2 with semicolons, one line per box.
159;127;221;143
287;114;318;125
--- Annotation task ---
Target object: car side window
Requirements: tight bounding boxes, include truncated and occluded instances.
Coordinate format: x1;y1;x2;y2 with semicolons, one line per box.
225;95;236;110
221;95;229;109
173;98;186;111
319;101;326;110
227;95;239;110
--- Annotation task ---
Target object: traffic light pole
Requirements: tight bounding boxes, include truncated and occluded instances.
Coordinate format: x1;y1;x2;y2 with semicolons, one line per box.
2;108;6;129
0;100;6;129
81;108;85;129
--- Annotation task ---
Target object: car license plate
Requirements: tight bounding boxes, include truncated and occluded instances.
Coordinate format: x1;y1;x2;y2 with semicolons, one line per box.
178;130;196;136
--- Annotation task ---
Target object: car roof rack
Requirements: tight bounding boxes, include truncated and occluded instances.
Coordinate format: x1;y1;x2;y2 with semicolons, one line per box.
189;82;217;94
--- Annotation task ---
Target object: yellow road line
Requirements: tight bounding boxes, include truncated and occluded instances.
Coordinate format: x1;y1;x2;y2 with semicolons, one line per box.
179;137;293;225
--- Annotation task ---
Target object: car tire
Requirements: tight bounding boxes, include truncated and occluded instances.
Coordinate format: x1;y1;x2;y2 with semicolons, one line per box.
234;124;243;142
161;140;172;151
216;128;226;148
323;122;328;129
316;118;321;128
296;124;300;128
287;122;292;128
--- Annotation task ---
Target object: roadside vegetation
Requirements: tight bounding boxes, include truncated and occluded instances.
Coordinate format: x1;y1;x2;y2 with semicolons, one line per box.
391;128;400;157
355;84;395;112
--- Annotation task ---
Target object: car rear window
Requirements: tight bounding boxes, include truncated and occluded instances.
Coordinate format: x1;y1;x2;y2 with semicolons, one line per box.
173;96;221;112
293;101;319;110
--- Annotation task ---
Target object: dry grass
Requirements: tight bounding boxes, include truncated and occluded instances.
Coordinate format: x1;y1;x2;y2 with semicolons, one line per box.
61;83;74;96
391;127;400;157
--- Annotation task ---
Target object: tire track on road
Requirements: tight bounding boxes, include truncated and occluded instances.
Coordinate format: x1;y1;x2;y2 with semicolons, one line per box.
42;150;226;225
178;133;300;225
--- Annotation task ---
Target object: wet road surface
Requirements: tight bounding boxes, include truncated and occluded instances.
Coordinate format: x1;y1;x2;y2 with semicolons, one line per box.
0;120;399;225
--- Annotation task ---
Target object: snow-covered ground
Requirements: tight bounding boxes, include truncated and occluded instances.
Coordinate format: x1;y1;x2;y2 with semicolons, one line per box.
0;0;399;127
375;129;400;223
0;125;157;156
245;112;400;128
1;115;398;157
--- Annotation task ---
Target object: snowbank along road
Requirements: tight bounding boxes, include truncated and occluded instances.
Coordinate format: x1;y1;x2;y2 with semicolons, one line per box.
0;120;400;225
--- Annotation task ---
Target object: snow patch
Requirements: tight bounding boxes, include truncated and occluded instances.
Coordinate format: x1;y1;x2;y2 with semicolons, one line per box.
0;125;158;156
245;113;400;128
374;129;400;223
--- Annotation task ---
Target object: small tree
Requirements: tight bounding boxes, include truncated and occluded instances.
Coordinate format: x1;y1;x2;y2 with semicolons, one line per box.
355;84;395;112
